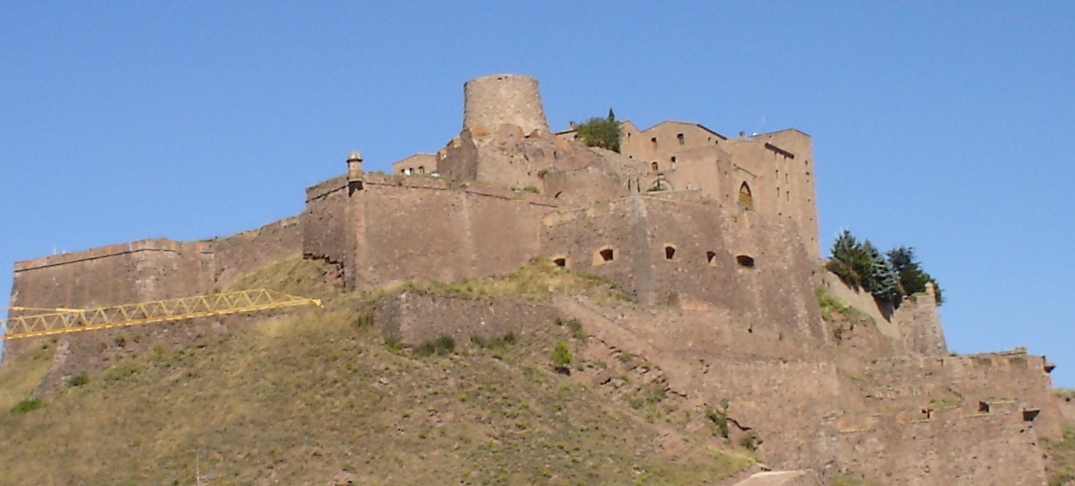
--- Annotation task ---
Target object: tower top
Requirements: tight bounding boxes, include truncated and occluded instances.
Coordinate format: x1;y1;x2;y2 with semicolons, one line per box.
462;74;548;135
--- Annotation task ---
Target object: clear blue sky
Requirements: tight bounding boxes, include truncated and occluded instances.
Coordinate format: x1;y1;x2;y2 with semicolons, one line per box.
2;2;1073;386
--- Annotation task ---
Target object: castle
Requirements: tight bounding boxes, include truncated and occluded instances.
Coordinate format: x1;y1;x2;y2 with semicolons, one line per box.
6;75;1066;484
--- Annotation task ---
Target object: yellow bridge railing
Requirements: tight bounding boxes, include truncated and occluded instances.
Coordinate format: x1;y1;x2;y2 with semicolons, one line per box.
1;289;322;341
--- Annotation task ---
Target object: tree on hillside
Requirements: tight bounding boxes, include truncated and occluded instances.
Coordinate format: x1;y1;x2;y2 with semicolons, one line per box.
887;246;944;305
571;109;621;153
825;230;907;305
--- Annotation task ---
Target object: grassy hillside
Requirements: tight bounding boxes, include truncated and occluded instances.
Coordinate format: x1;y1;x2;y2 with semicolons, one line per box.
0;258;751;485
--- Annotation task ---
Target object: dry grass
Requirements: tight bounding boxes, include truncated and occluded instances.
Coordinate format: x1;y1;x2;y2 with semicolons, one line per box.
1046;424;1075;486
0;338;54;411
0;273;748;485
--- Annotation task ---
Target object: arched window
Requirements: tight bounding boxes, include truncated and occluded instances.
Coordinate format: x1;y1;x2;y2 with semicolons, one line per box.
738;182;753;210
651;161;659;172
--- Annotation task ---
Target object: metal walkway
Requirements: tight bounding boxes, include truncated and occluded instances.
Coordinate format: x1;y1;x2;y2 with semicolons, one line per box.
1;289;322;341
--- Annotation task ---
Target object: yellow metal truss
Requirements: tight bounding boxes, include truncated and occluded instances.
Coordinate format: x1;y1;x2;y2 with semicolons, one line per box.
1;289;322;341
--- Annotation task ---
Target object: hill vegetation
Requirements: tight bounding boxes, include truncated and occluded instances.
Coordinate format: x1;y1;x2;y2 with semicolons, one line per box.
0;257;753;485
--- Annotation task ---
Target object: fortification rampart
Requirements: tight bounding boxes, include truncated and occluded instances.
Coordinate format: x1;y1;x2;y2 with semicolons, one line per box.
817;407;1047;485
9;218;302;321
540;195;822;337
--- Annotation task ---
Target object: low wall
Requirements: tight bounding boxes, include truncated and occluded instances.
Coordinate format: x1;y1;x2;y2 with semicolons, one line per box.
376;292;561;346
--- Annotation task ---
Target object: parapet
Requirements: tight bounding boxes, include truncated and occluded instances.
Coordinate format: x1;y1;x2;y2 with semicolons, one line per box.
463;74;548;136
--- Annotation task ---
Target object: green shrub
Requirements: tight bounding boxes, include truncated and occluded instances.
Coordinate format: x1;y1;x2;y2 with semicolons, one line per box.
415;335;456;357
571;109;621;153
353;310;375;328
550;340;572;368
11;398;42;414
738;433;757;451
471;333;516;350
706;405;730;438
555;317;586;340
103;363;139;382
66;372;89;388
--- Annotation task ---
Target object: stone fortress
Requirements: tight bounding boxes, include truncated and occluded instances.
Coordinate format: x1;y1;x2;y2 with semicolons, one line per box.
6;74;1068;484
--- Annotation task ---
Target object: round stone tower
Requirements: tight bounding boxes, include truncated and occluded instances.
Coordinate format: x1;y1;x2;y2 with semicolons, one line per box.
462;74;549;135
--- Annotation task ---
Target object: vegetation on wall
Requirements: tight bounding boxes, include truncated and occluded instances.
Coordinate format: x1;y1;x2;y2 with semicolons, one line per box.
825;230;943;306
571;109;621;153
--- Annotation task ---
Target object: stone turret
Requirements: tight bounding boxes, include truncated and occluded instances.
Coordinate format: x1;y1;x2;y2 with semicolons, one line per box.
462;74;548;136
346;151;363;180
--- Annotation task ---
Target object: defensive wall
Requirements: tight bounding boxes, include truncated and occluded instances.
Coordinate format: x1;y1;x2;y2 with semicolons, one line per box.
817;407;1048;485
9;218;301;316
303;171;558;290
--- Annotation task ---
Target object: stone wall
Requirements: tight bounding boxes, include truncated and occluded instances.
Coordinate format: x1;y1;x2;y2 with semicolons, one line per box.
6;217;303;361
816;408;1047;485
376;292;561;346
207;216;303;288
302;175;351;268
10;239;213;313
891;291;947;356
541;195;822;340
860;352;1063;440
343;174;556;288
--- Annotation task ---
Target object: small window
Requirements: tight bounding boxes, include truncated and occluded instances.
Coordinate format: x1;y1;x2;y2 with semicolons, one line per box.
677;133;685;145
978;402;990;414
736;255;755;268
418;166;425;174
664;246;676;260
553;258;567;267
600;248;614;262
1023;409;1040;422
670;156;676;163
738;182;754;210
706;251;717;265
651;162;659;172
650;137;658;149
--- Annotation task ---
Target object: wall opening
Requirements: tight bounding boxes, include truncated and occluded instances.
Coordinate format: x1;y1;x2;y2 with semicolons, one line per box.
594;247;616;266
553;257;567;268
650;137;658;149
418;166;425;174
651;161;659;172
738;182;754;210
1023;408;1040;422
664;246;676;260
978;401;990;414
706;251;717;265
736;255;755;268
677;133;685;145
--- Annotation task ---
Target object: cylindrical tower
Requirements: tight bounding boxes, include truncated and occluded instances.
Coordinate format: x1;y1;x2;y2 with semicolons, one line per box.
462;74;549;135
